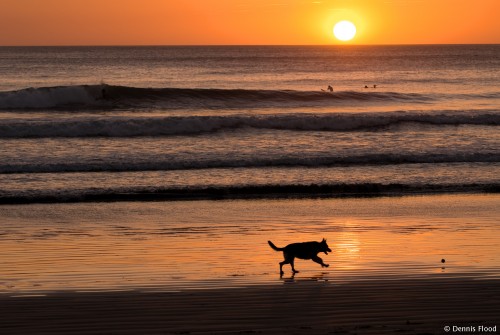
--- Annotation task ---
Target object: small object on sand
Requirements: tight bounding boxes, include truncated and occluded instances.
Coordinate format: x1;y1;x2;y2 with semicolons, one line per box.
441;258;446;263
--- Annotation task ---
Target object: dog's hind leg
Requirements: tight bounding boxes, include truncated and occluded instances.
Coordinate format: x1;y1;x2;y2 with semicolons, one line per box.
312;256;329;268
290;258;299;273
280;253;297;275
279;260;288;276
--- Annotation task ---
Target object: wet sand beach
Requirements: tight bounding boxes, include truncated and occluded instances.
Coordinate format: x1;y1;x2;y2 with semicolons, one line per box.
1;194;499;334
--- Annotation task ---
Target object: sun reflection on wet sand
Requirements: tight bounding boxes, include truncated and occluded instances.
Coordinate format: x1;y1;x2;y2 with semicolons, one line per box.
0;195;499;294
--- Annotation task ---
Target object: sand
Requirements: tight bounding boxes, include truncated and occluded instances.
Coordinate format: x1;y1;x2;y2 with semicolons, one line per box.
1;275;499;335
1;195;499;334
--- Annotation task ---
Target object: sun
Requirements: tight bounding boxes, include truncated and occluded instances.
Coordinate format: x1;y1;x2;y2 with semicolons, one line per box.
333;20;357;41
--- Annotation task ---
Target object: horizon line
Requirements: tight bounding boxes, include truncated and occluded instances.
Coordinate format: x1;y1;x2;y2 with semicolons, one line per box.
1;43;499;48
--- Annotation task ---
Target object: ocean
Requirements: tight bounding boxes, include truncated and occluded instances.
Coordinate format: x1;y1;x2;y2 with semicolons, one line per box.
0;45;498;203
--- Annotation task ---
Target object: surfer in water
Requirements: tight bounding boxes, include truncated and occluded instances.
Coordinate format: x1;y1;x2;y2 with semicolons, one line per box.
321;85;334;92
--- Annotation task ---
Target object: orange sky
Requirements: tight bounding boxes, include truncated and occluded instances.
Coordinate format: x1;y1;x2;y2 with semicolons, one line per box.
1;0;499;45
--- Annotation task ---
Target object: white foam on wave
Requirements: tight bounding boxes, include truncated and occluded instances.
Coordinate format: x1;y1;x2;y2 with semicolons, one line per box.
0;111;498;138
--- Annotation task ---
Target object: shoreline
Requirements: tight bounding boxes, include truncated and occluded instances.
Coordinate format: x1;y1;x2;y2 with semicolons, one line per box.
1;275;499;334
0;183;498;205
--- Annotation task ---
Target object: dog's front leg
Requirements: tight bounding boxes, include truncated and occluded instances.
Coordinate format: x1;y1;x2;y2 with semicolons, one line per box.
290;258;299;273
312;256;329;268
279;261;285;276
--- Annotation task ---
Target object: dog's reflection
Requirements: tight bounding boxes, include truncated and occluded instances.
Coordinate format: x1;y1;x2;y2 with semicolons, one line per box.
280;272;330;284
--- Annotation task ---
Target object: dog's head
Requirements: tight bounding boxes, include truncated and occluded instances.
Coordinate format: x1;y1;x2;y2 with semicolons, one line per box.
321;238;332;255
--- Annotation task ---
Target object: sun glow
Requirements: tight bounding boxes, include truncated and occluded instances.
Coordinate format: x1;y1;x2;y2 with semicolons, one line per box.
333;20;357;42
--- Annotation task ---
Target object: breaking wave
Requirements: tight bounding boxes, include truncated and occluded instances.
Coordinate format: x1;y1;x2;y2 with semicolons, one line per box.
1;110;498;138
0;84;441;110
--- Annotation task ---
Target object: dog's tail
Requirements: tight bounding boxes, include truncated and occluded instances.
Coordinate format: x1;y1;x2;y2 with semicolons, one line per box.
268;240;284;251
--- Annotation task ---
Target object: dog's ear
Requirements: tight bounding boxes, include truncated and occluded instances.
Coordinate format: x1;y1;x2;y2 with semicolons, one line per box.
322;238;326;242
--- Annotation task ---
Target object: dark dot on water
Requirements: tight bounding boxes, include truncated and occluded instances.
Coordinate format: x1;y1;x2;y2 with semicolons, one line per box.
441;259;446;263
